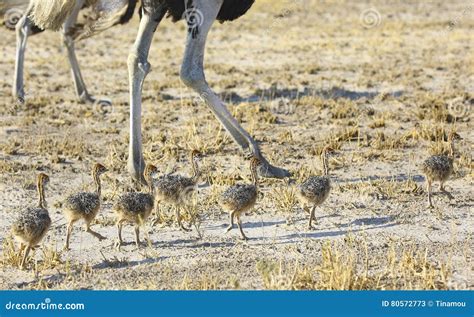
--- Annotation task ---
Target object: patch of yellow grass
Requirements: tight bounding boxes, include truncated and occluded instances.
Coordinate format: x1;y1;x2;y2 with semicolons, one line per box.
257;240;452;290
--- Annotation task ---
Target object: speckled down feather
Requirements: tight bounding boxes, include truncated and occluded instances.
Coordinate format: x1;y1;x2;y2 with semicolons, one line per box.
64;192;100;215
155;175;195;203
11;207;51;245
219;184;257;212
298;176;331;204
422;155;453;181
114;192;154;217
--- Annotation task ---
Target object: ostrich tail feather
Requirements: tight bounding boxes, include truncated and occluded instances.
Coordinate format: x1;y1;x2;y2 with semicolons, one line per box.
29;0;76;30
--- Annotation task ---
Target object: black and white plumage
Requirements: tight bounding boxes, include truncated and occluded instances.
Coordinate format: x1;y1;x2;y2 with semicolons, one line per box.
155;150;202;231
11;173;51;269
63;163;108;250
160;0;255;23
422;132;461;207
114;164;158;247
297;148;331;229
219;157;260;240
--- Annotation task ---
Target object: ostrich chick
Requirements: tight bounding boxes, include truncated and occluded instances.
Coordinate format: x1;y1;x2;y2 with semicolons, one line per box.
219;157;260;240
114;164;158;247
11;173;51;269
422;131;461;208
297;148;331;229
155;150;202;231
63;163;108;250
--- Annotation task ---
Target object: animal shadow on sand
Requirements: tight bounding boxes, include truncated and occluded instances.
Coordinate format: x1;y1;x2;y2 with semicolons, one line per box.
92;255;167;270
162;85;404;104
335;173;425;185
251;217;396;245
159;238;235;249
223;86;403;103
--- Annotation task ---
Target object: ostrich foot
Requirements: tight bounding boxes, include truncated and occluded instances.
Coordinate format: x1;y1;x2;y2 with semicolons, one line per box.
179;224;192;232
13;89;25;105
115;240;124;250
440;189;454;200
86;229;106;241
128;157;147;184
78;91;112;109
225;224;234;233
239;234;249;241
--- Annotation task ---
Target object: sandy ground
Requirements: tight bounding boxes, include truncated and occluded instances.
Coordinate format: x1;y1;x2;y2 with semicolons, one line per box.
0;1;472;290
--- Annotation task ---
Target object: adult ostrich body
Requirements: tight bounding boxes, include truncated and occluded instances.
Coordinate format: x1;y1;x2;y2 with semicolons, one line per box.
29;0;290;180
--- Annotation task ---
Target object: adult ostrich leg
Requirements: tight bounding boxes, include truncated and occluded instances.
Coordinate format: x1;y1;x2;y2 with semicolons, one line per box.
13;0;112;105
128;0;290;180
127;2;167;181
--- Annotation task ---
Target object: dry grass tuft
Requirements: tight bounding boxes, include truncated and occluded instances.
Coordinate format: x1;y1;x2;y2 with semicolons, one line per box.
268;185;298;224
1;236;22;268
257;240;452;290
1;237;62;271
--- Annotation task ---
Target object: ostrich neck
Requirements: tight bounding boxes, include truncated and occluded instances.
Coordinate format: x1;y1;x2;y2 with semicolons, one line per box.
449;139;455;157
323;153;329;176
251;166;259;189
37;179;46;208
93;172;101;197
191;158;199;182
146;173;154;195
